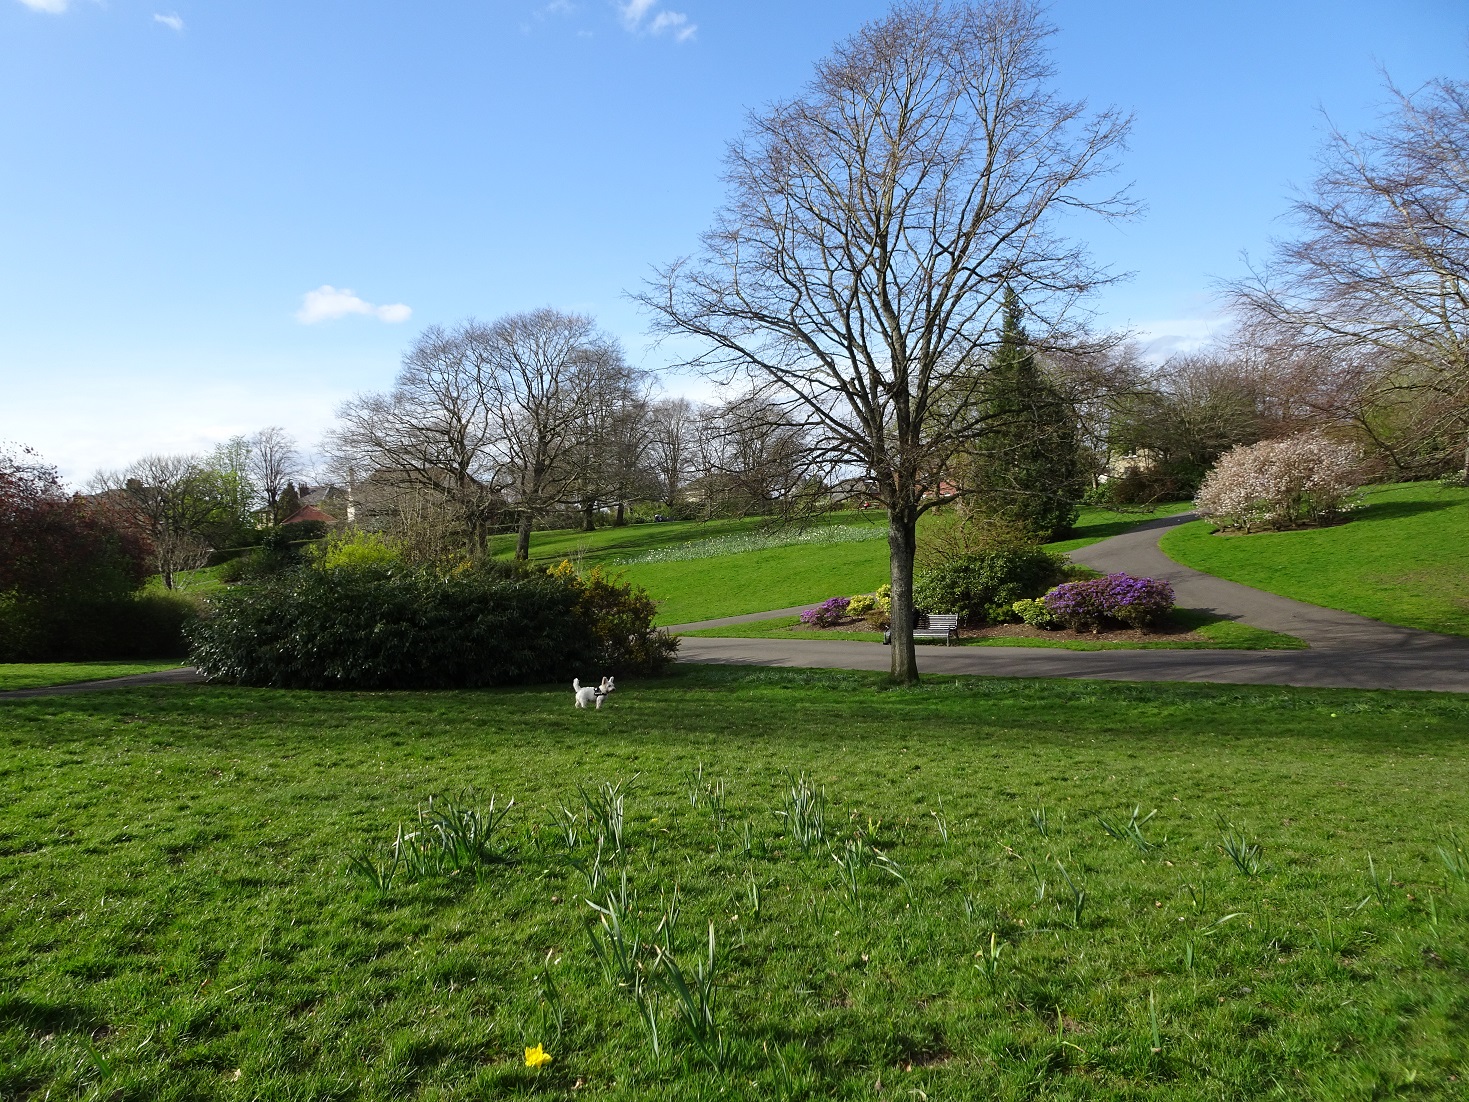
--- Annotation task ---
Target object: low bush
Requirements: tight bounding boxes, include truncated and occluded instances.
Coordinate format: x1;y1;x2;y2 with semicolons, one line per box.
1195;432;1363;532
1011;597;1062;630
846;592;877;617
190;561;675;690
800;596;850;628
912;549;1063;625
1043;573;1175;632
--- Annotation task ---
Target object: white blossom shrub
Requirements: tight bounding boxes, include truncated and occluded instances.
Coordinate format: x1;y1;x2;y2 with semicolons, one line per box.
1194;432;1362;532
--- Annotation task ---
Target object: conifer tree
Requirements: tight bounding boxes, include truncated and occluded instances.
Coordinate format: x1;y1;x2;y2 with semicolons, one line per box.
963;288;1084;540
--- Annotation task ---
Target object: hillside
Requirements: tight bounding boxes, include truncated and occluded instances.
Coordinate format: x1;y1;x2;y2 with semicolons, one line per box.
1161;481;1469;636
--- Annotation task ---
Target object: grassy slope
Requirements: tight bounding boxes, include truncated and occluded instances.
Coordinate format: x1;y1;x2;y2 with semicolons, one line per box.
1162;482;1469;636
2;670;1466;1099
0;661;181;692
681;608;1306;650
503;505;1189;626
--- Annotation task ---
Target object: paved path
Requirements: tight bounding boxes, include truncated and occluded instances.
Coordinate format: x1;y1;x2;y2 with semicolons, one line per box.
677;514;1469;692
1071;512;1466;651
665;604;820;632
0;666;205;700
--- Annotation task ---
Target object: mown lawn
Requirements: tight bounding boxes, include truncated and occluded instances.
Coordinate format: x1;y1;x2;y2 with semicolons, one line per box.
2;668;1466;1100
499;505;1189;625
679;609;1306;650
0;661;182;692
1161;482;1469;636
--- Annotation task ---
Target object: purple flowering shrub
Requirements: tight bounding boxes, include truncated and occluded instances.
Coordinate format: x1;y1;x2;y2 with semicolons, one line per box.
1042;573;1174;632
800;595;851;628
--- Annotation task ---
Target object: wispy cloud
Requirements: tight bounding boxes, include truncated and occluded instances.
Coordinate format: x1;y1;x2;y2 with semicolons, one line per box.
16;0;70;13
617;0;696;41
153;12;184;32
296;285;412;325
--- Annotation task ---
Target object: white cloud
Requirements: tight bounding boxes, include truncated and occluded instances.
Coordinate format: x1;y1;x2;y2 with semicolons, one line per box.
617;0;695;41
16;0;70;13
296;285;412;325
617;0;656;28
1132;316;1225;362
153;12;184;31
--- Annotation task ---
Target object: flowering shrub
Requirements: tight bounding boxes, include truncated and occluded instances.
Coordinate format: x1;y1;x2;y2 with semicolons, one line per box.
1042;573;1175;632
846;592;877;617
800;595;851;628
1012;597;1061;630
1194;432;1362;532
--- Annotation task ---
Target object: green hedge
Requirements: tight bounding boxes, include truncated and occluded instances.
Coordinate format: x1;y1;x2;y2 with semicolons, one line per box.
188;563;676;690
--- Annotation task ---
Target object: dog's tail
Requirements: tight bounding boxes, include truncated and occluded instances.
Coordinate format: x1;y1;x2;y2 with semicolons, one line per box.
573;678;581;691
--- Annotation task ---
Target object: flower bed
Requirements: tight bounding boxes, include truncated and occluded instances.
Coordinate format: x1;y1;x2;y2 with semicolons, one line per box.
1042;572;1175;633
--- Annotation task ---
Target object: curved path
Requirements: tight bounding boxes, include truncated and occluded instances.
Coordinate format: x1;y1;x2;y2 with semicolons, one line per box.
675;514;1469;692
0;666;204;700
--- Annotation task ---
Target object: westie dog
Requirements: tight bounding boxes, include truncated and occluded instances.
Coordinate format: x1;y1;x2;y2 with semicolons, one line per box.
573;676;615;710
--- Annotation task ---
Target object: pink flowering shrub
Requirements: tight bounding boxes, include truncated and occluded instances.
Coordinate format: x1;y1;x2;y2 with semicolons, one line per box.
1194;432;1362;532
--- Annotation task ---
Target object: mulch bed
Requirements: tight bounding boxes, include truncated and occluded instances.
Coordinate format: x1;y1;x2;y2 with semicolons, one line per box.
815;615;1206;644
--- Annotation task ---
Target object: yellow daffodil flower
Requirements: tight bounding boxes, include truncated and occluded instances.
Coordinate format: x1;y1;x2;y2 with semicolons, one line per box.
525;1043;553;1069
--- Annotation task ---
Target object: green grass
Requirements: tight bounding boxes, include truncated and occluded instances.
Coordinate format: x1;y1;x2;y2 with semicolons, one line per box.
680;608;1306;650
1161;482;1469;637
503;505;1190;626
3;668;1466;1099
0;661;182;692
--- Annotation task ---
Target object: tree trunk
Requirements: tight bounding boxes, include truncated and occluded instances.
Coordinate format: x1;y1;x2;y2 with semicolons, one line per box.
613;501;626;526
1462;429;1468;484
515;513;533;560
887;507;920;684
580;501;596;532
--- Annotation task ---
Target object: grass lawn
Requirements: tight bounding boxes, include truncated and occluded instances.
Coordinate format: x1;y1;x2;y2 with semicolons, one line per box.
502;505;1189;626
0;661;182;692
2;668;1466;1099
680;608;1306;650
1161;482;1469;637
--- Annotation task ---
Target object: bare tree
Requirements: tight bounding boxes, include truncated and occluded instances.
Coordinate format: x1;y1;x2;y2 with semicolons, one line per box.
694;395;813;516
640;0;1131;681
328;323;500;556
481;309;622;558
90;455;225;589
248;426;302;523
647;397;696;511
1231;76;1469;479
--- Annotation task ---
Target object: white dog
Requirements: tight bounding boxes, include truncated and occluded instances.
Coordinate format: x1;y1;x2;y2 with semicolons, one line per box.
573;676;615;710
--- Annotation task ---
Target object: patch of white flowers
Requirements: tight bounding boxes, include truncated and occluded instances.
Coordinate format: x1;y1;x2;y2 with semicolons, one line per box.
614;522;887;565
1194;432;1363;532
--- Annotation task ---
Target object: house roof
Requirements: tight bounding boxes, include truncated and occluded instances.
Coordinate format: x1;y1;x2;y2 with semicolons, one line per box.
281;504;336;526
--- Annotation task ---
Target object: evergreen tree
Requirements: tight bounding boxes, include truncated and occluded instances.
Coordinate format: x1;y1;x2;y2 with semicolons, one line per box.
276;481;302;522
963;288;1084;540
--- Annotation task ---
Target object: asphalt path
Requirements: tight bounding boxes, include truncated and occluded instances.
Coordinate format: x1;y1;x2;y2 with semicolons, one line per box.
676;513;1469;693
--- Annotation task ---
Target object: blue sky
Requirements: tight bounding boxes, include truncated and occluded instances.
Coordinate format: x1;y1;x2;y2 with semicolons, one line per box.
1;0;1464;483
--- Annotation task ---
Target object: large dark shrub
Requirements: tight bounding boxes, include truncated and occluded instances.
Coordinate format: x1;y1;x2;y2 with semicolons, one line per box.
912;548;1063;625
189;561;676;689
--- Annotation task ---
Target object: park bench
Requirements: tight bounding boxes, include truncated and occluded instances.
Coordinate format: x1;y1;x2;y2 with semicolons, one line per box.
885;612;960;646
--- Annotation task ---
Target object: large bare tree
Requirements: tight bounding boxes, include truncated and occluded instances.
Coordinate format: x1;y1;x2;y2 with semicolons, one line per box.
640;0;1132;681
90;455;227;589
330;323;500;555
248;426;303;523
1232;77;1469;479
482;308;627;558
